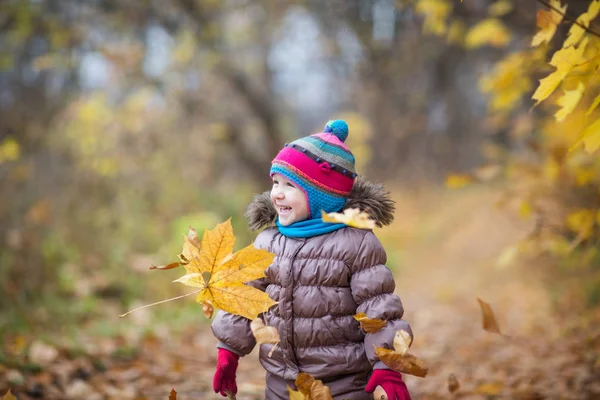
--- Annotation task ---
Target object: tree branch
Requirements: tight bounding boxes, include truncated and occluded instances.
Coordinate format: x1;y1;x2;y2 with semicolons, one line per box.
535;0;600;40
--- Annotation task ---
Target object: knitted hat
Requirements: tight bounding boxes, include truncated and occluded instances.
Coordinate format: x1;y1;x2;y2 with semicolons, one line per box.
270;119;357;219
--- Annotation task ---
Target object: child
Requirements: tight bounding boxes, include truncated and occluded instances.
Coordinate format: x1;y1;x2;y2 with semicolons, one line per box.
211;120;413;400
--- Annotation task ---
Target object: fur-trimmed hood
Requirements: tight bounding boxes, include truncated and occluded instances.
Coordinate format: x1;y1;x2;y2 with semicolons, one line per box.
245;177;395;230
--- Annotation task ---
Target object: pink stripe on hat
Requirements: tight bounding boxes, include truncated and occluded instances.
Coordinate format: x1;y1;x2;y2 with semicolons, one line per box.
272;147;354;194
312;132;351;151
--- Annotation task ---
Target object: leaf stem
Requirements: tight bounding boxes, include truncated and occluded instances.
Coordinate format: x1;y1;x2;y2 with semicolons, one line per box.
535;0;600;40
119;289;203;317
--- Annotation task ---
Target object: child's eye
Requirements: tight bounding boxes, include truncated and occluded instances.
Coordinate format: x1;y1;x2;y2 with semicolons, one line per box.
286;182;295;187
272;180;279;184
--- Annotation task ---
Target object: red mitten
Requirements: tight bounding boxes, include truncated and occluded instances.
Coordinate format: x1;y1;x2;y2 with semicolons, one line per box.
365;369;411;400
213;348;240;397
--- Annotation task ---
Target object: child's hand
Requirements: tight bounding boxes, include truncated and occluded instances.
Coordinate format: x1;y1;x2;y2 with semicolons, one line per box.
365;369;411;400
213;348;240;397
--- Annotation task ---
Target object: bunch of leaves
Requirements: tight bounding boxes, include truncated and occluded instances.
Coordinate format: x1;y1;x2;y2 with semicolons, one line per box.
121;220;276;321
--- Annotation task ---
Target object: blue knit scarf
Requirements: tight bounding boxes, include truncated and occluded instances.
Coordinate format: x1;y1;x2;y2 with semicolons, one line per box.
276;217;346;238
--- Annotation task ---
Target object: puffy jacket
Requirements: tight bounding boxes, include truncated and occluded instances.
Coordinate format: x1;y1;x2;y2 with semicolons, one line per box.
211;178;413;382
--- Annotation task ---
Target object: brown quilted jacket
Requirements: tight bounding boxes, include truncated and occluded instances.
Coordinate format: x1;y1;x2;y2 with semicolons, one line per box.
211;178;413;382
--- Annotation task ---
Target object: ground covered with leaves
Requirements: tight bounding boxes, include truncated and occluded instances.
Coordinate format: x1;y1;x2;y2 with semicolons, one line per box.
1;188;600;399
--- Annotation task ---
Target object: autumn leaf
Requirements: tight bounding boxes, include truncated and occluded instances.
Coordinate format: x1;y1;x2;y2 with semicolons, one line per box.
375;347;429;378
476;298;502;335
203;301;214;319
464;19;511;49
531;0;567;47
448;373;460;394
2;390;17;400
393;329;412;356
555;82;585;122
532;39;588;105
250;318;280;350
321;209;376;230
353;312;386;333
563;0;600;48
121;220;276;321
169;388;177;400
288;387;307;400
173;220;276;320
570;119;600;154
374;329;428;377
295;373;333;400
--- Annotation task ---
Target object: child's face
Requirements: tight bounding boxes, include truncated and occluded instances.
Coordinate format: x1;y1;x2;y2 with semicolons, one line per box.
270;173;309;226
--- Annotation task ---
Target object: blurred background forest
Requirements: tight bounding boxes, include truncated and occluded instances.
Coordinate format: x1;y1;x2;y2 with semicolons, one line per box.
1;0;600;399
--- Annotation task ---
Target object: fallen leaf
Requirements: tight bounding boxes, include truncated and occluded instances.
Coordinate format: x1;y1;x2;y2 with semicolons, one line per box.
322;209;376;230
169;388;177;400
374;347;429;378
475;382;504;395
28;340;59;366
353;312;387;333
2;389;17;400
448;373;460;394
445;174;473;189
393;330;412;356
295;372;333;399
250;318;280;346
477;298;502;335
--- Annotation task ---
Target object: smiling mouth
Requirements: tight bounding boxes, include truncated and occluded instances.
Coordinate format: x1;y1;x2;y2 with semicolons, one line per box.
278;206;292;214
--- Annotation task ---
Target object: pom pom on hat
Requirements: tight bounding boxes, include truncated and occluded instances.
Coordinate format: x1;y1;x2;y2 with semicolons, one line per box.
324;119;349;143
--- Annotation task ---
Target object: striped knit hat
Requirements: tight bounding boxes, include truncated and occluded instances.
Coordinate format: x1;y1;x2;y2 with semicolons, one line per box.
270;119;357;219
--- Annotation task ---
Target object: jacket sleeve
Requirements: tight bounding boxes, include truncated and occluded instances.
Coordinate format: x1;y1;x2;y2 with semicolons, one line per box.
349;231;413;368
210;230;272;356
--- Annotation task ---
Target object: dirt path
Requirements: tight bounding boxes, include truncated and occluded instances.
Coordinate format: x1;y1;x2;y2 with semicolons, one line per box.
2;188;599;399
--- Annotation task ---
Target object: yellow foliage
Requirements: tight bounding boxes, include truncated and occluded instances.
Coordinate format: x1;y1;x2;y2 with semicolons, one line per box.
479;53;532;112
563;0;600;48
415;0;452;36
173;220;276;320
566;209;595;239
0;138;20;163
555;82;585;122
464;19;511;49
445;174;473;189
488;0;513;17
531;0;567;47
2;389;17;400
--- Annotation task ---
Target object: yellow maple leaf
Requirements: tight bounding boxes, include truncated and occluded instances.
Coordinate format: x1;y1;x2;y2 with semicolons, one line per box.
532;39;588;104
288;387;307;400
585;93;600;116
173;220;276;320
555;81;585;122
563;0;600;48
531;0;567;47
321;209;376;230
570;119;600;153
464;19;511;49
121;220;276;321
